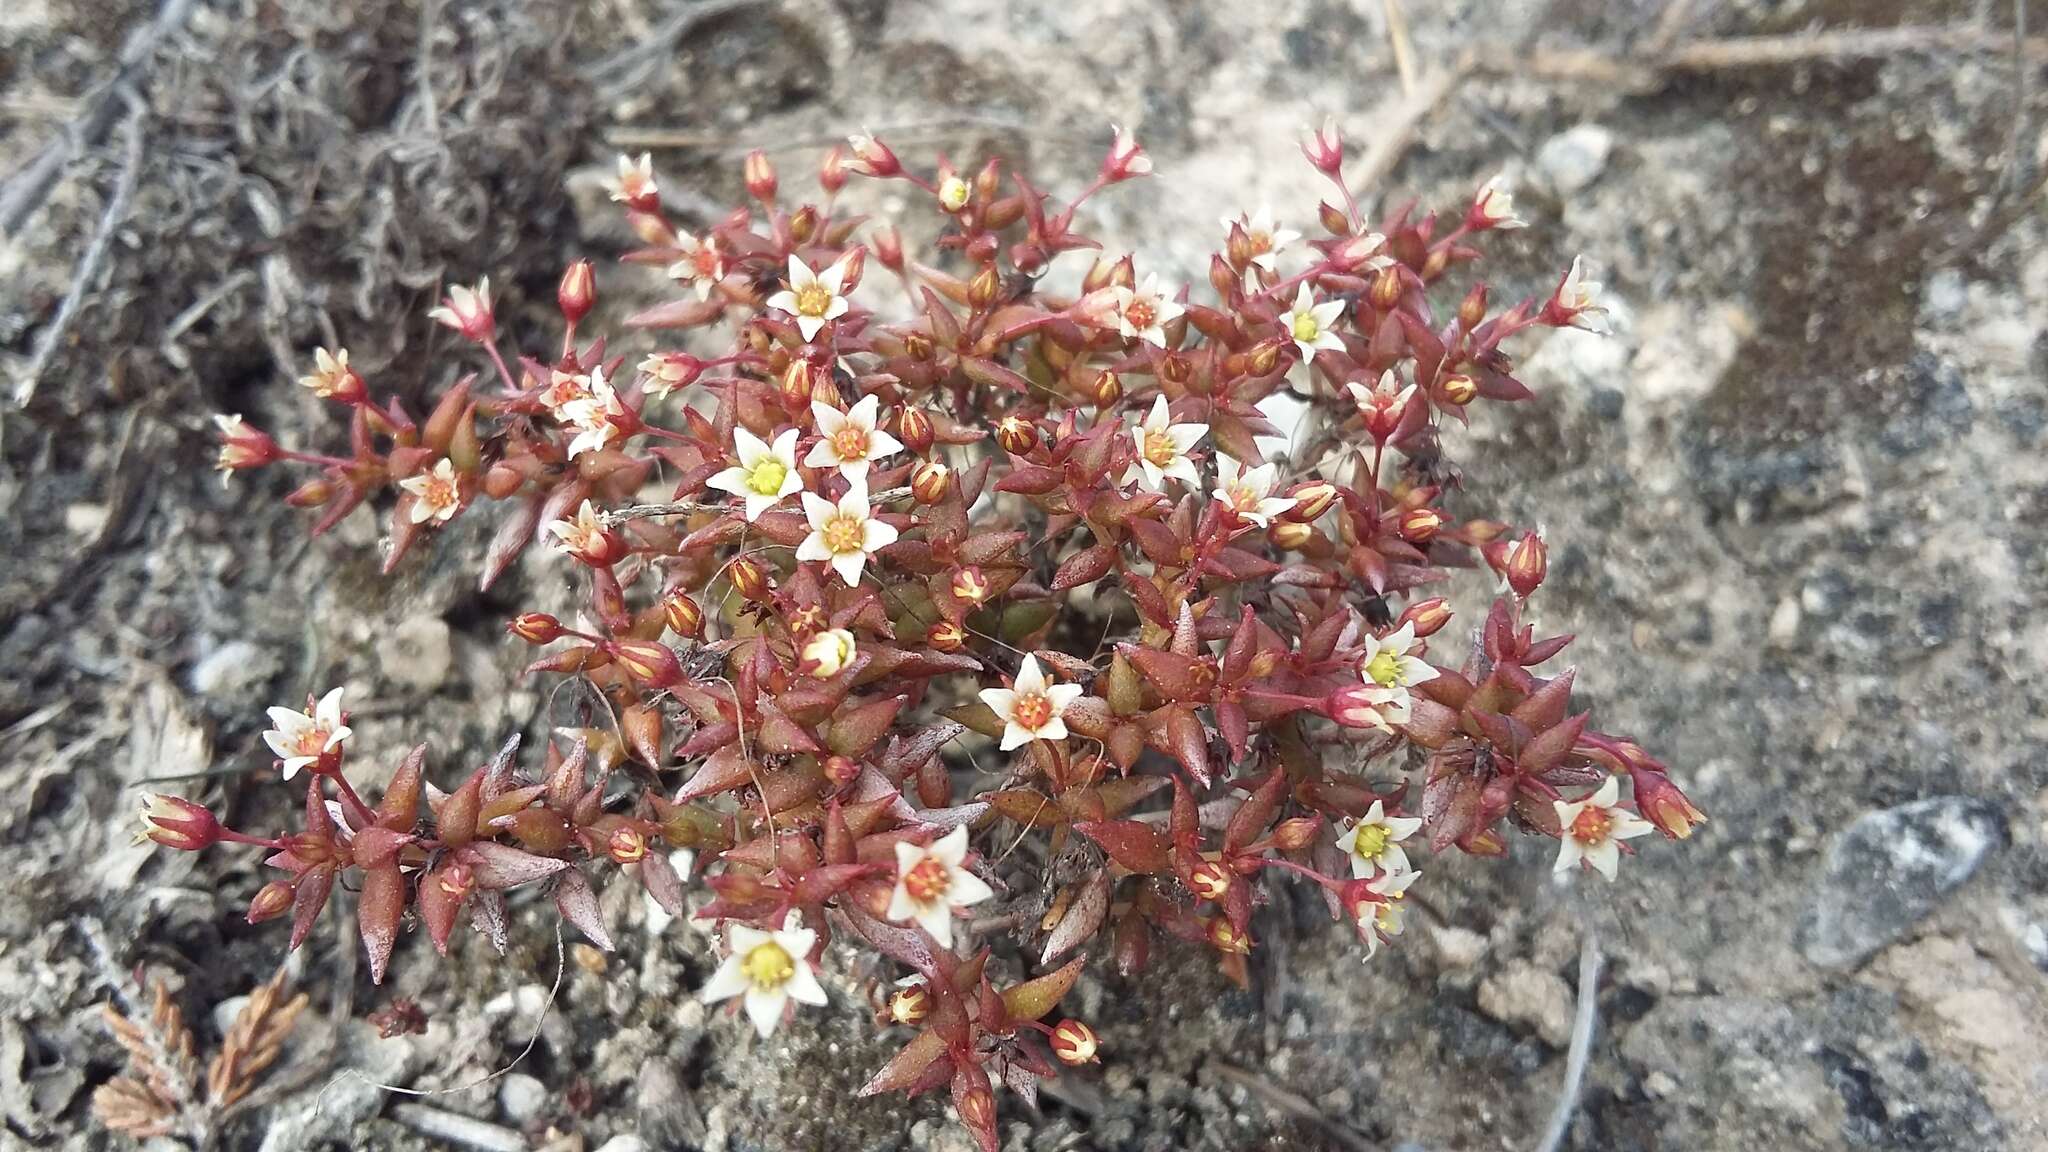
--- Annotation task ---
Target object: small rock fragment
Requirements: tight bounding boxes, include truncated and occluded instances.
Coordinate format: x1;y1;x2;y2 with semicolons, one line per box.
497;1073;546;1126
1477;960;1575;1048
381;615;453;692
1536;124;1614;196
1801;797;2006;969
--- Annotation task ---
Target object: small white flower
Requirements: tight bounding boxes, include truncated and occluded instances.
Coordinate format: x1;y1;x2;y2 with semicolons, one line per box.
937;175;971;212
795;478;898;586
559;370;627;459
1344;371;1418;427
1553;776;1656;880
396;458;463;524
539;368;595;416
1473;174;1526;229
609;152;658;205
706;427;804;521
298;347;354;398
1353;623;1437;723
766;252;856;342
1112;273;1185;348
429;277;493;340
1105;123;1152;178
1279;283;1347;364
698;915;828;1038
545;500;612;561
1554;255;1610;334
885;825;995;948
800;628;856;678
1221;207;1300;279
665;232;725;301
1212;455;1296;527
1354;867;1420;961
1335;800;1424;879
804;395;903;482
977;655;1083;752
262;687;352;779
1120;395;1208;491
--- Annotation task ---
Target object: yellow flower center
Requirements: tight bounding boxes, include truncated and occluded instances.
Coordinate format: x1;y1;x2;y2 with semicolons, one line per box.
1124;298;1158;331
1011;689;1054;731
1291;312;1323;343
1228;484;1261;514
795;282;834;317
1350;824;1391;862
1374;897;1403;934
741;940;795;991
744;458;788;496
831;425;870;461
1569;807;1611;846
1364;650;1401;688
822;513;866;554
1142;430;1178;468
903;856;951;904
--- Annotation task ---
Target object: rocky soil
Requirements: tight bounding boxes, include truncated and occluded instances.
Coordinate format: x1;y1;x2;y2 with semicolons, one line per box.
2;1;2045;1150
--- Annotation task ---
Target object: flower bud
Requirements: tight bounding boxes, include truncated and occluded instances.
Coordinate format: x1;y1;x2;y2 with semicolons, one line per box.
1332;230;1389;272
1090;369;1122;409
1284;481;1339;522
611;639;683;688
1208;253;1238;299
1268;521;1313;551
873;224;904;272
1082;256;1118;294
212;414;281;476
937;174;971;213
957;1085;997;1136
728;555;770;601
1458;283;1489;330
510;613;564;644
995;415;1039;456
1269;816;1320;852
926;620;967;652
1502;530;1548;598
968;264;1000;309
1318;200;1350;235
1422;248;1449;281
607;825;649;864
1369;265;1403;311
895;406;934;455
846;131;901;178
911;459;952;504
1325;683;1396;732
1248;338;1284;377
1398;597;1452;638
662;591;704;638
743;148;777;202
823;754;862;788
1051;1019;1101;1066
1398;506;1444;543
781;359;819;410
819;144;848;194
1101;123;1152;183
1439;373;1478;407
429;278;496;343
903;331;934;361
137;793;221;852
1188;861;1232;902
787;604;828;637
557;259;596;325
483;463;525;500
1206;916;1252;955
1301;115;1343;175
787;204;818;245
285;477;337;508
800;628;856;678
247;880;295;924
950;566;990;605
642;351;706;399
1630;767;1707;840
888;983;932;1026
836;246;868;294
436;862;475;903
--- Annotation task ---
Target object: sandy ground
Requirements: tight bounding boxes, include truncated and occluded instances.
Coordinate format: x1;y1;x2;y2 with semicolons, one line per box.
2;1;2046;1150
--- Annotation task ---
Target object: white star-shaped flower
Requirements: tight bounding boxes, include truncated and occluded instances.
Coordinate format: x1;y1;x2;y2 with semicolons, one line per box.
699;915;828;1038
1113;273;1185;348
707;427;804;521
977;655;1084;751
545;499;613;563
1355;867;1420;961
1120;395;1207;491
1335;801;1424;879
396;458;462;524
1554;255;1610;334
795;478;898;586
885;825;995;948
1553;776;1656;880
1473;174;1526;229
804;395;903;482
262;687;352;779
1356;621;1437;718
766;252;856;342
539;368;594;416
1279;283;1347;363
609;152;658;205
1212;455;1297;527
1221;207;1300;281
666;232;725;301
558;370;627;458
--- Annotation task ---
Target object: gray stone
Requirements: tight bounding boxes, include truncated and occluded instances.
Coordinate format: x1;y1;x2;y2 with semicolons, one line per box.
189;640;279;699
497;1072;546;1125
1536;123;1614;196
1802;797;2007;969
381;614;453;692
595;1137;649;1152
1476;960;1575;1048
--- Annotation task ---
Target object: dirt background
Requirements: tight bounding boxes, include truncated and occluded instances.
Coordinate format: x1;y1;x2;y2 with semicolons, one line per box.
2;0;2046;1150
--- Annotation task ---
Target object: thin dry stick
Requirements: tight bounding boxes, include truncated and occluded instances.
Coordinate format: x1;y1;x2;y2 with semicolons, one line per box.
1210;1062;1377;1152
1474;24;2048;90
1533;930;1603;1152
389;1103;527;1152
2014;0;2035;195
1383;0;1418;95
14;92;148;407
601;486;911;527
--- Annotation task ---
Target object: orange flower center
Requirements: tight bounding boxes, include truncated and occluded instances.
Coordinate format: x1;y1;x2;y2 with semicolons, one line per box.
288;727;331;759
903;856;951;904
693;248;721;278
822;513;865;554
1247;230;1272;256
795;282;834;317
1011;689;1053;731
832;425;870;460
1569;807;1611;845
1124;298;1158;331
422;476;457;509
1143;430;1178;468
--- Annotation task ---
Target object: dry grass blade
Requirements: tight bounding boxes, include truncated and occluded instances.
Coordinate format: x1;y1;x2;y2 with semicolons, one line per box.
94;977;201;1140
209;971;312;1111
90;1076;180;1139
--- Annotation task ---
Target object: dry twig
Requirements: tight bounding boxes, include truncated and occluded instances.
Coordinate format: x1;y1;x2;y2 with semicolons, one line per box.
1532;931;1603;1152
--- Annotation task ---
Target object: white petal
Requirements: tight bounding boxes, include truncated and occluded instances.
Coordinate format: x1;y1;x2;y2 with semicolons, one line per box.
1386;816;1423;840
812;401;848;436
1144;396;1170;432
1381;842;1411;875
1043;683;1084;714
837;479;870;516
784;961;828;1006
998;722;1034;751
1036;716;1067;743
846;394;879;429
766;290;799;317
866;429;904;459
948;868;994;908
837;458;872;482
795;532;832;563
1397;656;1438;685
787;255;816;290
732;427;771;469
830;550;867;586
804;440;844;469
1552;837;1585;875
886;879;921;924
1590;776;1621;808
797;315;825;342
978;688;1017;718
699;955;749;1003
800;491;837;530
323;724;352;752
769;427;801;465
1584;839;1621;880
279;757;311;779
742;985;788;1037
706;467;750;497
1168;423;1209;452
1012;656;1047;696
914;902;954;948
316;688;345;728
741;492;779;521
931;825;970;867
818;253;852;293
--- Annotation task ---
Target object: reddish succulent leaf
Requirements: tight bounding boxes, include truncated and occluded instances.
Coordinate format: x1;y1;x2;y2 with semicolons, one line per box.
289;862;336;951
639;849;687;915
859;1029;951;1097
552;868;613;952
358;862;406;985
677;746;760;802
480;494;543;592
456;841;571;890
419;861;466;954
755;702;823;755
1075;820;1170;874
1119;645;1212;702
1041;871;1111;965
1000;954;1086;1022
1052;542;1117;590
1165;706;1212;785
828;695;907;758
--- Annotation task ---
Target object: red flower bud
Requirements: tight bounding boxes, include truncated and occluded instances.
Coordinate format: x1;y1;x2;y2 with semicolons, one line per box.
1630;767;1707;840
1301;116;1343;176
1269;816;1320;852
781;359;819;410
557;259;595;325
1101;124;1152;183
1324;683;1397;732
846;132;901;178
888;983;932;1026
1188;861;1232;902
1398;506;1444;543
1399;597;1453;638
1206;916;1252;955
818;145;848;194
1439;373;1478;407
510;613;564;644
1091;369;1123;409
1269;521;1313;551
950;566;991;605
873;224;904;272
285;478;337;508
911;459;952;505
136;793;221;852
1458;282;1489;330
896;405;935;455
996;415;1039;456
607;825;649;864
611;639;683;688
728;555;770;602
247;880;295;924
662;591;704;639
1051;1019;1101;1065
743;148;777;202
1502;530;1548;598
823;755;862;788
927;620;967;652
1284;481;1339;522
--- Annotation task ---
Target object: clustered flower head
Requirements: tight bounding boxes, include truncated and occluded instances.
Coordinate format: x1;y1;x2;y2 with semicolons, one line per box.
189;123;1692;1152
